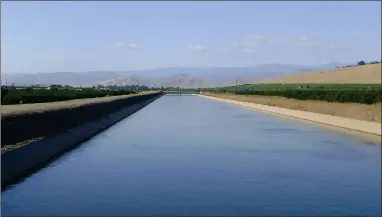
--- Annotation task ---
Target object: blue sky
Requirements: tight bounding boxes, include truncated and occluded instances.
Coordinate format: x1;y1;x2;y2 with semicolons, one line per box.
1;1;381;73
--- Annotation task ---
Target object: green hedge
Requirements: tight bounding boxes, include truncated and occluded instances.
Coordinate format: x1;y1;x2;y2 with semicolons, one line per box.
231;89;381;104
1;88;137;105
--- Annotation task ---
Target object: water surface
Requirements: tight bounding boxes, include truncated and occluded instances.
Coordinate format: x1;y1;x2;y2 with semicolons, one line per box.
2;95;381;216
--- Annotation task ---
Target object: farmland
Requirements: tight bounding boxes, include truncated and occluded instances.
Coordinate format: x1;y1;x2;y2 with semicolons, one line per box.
261;63;381;84
196;66;381;121
219;83;381;92
199;83;381;105
1;86;140;105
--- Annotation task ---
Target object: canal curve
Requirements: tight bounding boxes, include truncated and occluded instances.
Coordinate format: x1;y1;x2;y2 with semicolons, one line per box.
2;95;381;216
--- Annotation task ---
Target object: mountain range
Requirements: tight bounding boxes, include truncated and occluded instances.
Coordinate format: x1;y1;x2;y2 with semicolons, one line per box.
2;62;348;88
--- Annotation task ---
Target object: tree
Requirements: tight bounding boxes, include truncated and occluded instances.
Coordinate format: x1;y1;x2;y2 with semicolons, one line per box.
50;84;62;89
358;60;366;65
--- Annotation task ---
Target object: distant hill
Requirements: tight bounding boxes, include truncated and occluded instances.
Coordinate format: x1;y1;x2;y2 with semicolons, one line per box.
1;62;348;88
261;63;382;84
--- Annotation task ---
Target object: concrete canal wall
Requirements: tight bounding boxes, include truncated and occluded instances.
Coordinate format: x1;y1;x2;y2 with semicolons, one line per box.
1;93;163;187
199;94;382;136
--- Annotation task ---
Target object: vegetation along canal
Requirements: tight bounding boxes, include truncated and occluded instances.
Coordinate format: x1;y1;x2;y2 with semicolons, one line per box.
2;94;381;216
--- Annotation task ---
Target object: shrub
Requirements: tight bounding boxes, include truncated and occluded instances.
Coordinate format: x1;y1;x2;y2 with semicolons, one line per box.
1;88;136;105
232;89;380;104
358;60;366;65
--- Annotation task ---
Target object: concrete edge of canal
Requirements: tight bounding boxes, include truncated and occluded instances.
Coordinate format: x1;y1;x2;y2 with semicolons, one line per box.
1;93;164;188
199;94;382;137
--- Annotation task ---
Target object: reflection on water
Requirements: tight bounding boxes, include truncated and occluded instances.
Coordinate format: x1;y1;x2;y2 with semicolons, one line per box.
2;95;381;216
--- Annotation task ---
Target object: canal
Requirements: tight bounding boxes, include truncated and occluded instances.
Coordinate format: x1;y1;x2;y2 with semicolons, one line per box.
2;95;381;216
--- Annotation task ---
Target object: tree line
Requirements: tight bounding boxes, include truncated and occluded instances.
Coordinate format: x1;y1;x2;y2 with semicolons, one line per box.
1;87;138;105
336;60;381;69
202;88;381;105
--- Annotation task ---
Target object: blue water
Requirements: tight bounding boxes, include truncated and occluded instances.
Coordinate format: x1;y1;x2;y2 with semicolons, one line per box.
2;95;381;216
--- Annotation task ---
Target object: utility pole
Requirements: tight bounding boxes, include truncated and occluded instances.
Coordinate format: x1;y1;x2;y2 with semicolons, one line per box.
235;76;238;93
136;80;139;92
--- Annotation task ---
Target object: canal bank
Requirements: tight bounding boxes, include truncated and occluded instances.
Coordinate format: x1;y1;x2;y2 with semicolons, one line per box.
199;94;382;137
1;92;163;188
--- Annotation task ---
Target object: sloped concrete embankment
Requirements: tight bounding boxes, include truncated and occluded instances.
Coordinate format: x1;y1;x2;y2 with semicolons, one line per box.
199;94;382;136
1;93;163;187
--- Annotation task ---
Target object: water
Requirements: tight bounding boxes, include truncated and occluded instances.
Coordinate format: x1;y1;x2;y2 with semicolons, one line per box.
2;95;381;216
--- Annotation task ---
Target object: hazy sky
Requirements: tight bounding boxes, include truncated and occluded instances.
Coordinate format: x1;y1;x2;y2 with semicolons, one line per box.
1;1;381;73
